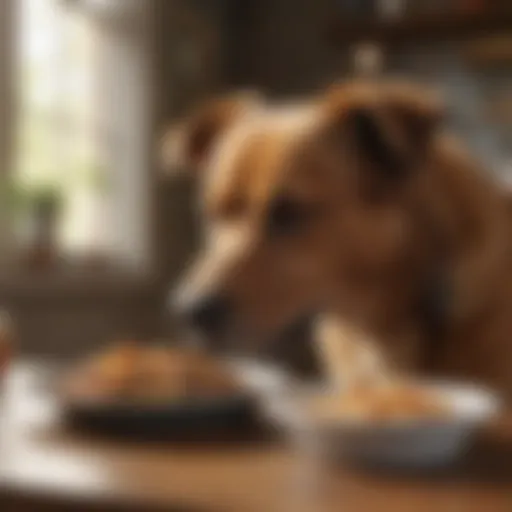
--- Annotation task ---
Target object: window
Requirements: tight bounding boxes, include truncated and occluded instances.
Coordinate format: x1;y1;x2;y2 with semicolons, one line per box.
17;0;104;254
7;0;152;272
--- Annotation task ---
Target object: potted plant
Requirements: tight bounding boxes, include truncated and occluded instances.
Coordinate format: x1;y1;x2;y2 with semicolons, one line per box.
8;182;65;271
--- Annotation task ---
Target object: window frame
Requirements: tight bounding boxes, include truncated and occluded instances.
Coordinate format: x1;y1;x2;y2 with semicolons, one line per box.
0;0;16;186
0;0;17;266
0;0;159;296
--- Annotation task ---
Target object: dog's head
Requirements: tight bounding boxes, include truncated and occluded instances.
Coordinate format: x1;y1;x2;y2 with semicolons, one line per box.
162;81;443;349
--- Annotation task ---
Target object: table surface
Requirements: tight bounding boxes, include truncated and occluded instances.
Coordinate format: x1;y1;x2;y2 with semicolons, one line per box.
1;362;512;512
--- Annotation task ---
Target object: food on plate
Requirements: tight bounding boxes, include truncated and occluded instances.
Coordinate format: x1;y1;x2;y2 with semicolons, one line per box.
308;382;452;423
63;342;240;403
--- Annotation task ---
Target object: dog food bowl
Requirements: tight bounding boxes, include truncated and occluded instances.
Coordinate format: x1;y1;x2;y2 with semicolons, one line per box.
269;380;502;470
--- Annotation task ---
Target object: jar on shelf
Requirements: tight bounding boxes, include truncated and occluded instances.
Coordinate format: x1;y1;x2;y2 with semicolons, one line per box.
376;0;408;21
352;43;385;77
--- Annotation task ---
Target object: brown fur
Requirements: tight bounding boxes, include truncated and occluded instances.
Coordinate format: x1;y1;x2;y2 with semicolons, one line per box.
163;80;512;402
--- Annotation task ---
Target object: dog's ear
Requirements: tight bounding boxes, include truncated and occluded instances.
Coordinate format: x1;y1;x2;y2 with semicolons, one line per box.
323;81;443;183
160;92;260;175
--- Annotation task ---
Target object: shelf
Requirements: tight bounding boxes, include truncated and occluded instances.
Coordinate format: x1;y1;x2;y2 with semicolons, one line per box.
0;269;158;304
327;11;512;47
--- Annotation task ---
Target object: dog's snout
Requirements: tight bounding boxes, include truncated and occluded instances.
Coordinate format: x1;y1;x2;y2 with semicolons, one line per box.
176;293;230;336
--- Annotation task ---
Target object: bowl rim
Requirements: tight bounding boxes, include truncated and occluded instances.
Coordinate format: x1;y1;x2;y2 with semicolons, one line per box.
272;378;504;432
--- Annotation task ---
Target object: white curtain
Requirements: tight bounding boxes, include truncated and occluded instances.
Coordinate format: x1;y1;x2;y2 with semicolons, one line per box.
60;0;147;31
66;0;153;268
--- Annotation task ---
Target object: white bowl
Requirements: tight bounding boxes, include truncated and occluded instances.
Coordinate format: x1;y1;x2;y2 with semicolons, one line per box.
270;380;502;470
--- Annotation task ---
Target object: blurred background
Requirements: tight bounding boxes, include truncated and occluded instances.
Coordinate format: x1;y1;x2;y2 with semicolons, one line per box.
0;0;511;361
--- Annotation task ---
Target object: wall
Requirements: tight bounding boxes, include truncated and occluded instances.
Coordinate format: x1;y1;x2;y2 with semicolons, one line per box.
227;0;343;95
227;0;510;169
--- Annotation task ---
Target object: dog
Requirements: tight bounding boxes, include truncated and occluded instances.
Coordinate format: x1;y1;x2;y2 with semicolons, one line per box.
161;79;512;402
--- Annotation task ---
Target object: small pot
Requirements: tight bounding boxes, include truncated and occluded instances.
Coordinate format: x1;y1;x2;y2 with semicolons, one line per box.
24;198;62;271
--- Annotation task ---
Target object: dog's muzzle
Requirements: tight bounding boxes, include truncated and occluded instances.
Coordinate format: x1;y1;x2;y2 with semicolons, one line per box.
172;287;231;340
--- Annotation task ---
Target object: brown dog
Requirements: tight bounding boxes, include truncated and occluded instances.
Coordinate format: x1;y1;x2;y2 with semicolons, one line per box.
162;80;512;401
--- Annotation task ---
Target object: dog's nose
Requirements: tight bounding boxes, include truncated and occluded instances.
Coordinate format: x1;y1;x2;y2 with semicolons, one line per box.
176;294;230;336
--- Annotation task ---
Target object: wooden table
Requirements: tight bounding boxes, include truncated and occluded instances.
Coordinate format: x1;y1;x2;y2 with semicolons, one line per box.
1;363;511;512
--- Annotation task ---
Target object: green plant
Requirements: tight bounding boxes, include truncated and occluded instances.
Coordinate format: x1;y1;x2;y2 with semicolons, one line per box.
31;186;64;217
5;181;65;219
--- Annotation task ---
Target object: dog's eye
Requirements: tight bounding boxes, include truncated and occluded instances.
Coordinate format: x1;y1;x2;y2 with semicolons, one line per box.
267;197;308;237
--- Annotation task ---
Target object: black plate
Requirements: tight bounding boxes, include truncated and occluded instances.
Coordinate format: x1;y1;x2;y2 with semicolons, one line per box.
62;394;261;441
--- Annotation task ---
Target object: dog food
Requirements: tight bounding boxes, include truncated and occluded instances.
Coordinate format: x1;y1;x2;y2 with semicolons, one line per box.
308;383;451;423
313;316;451;422
63;342;240;403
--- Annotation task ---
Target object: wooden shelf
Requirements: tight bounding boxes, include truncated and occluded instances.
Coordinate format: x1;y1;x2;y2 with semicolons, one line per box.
327;11;512;47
